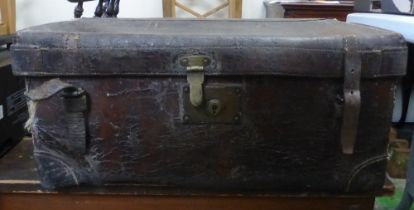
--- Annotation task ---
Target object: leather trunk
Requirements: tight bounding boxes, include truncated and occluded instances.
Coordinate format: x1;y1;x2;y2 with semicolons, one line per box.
11;18;407;192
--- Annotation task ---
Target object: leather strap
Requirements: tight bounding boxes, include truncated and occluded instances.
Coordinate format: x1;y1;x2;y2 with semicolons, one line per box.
60;87;88;154
341;37;362;155
26;79;89;155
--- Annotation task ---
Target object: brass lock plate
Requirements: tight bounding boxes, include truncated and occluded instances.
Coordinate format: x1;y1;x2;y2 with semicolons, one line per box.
183;85;242;124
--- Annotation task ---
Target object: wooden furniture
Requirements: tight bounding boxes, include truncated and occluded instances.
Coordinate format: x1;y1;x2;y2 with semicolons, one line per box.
0;194;376;210
0;139;393;210
281;1;354;21
68;0;120;18
0;0;15;35
163;0;242;18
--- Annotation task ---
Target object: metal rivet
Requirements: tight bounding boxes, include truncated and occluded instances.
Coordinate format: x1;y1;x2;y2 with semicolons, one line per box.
233;115;241;122
183;115;190;122
203;58;210;65
181;58;189;66
183;87;189;93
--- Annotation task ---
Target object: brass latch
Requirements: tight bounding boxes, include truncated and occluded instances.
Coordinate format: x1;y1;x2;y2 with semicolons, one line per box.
180;55;242;125
180;55;211;107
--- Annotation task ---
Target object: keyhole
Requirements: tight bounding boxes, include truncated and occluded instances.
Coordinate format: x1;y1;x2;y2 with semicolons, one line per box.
212;104;218;114
207;99;223;116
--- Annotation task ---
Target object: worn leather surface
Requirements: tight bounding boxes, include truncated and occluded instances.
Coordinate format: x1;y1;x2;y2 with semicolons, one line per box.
11;19;407;192
26;77;395;192
11;18;407;78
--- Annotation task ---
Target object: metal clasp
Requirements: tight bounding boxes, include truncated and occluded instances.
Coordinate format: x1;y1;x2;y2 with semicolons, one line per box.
180;55;211;107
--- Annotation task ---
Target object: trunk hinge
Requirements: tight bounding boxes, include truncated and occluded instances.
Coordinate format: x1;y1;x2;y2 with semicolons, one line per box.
181;55;211;107
341;37;362;155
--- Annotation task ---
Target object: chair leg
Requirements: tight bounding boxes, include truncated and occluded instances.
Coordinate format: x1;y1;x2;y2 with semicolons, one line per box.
410;0;414;14
105;0;116;17
114;0;120;17
95;0;104;17
74;0;84;18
